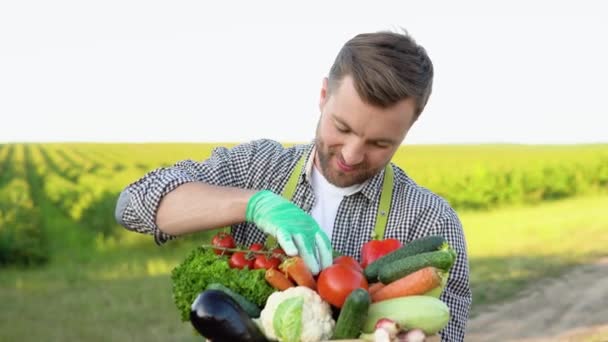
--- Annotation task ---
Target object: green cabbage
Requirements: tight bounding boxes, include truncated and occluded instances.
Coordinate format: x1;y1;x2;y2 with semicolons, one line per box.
273;296;304;342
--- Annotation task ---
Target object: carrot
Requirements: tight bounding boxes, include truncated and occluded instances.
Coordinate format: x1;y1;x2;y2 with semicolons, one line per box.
279;256;317;290
368;282;386;295
265;267;295;291
371;267;442;303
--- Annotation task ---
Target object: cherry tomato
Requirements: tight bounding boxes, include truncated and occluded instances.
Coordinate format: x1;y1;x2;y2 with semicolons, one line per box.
229;252;254;269
211;232;236;255
253;254;281;270
249;243;265;252
333;256;363;273
271;247;285;259
317;263;368;308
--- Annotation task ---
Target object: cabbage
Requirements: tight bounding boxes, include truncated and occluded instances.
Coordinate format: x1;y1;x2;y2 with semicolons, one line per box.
273;296;304;342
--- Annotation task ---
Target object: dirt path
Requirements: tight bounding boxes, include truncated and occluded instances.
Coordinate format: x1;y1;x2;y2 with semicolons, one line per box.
466;257;608;342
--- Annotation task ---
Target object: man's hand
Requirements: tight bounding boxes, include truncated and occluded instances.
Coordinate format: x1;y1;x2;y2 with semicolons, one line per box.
245;190;332;274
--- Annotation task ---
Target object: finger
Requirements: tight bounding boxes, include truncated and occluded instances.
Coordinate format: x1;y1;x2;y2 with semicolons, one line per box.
276;230;298;256
293;234;320;275
315;232;333;270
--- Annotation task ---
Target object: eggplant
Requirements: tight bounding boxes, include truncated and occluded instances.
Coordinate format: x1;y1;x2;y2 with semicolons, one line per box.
190;289;268;342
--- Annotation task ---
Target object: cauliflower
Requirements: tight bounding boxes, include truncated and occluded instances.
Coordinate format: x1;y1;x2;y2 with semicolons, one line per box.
258;286;335;342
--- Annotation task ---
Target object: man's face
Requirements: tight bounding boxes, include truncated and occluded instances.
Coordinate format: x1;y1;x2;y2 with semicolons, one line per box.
315;76;418;187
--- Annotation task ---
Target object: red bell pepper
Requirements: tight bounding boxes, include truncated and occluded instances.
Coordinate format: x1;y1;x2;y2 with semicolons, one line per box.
360;238;402;268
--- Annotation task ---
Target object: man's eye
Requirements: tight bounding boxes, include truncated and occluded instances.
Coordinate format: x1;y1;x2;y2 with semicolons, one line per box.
336;126;349;133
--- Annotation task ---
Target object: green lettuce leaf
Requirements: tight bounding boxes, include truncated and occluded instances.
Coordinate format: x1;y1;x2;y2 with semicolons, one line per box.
171;247;276;322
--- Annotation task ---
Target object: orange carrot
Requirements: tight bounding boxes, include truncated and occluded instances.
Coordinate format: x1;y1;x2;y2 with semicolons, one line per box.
279;256;317;290
371;267;441;303
265;268;295;291
368;282;386;295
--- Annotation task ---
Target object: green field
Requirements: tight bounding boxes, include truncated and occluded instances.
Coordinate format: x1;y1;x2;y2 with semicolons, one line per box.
1;142;607;341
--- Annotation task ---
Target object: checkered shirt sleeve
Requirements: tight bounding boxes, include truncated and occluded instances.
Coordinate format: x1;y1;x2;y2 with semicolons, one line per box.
115;139;303;244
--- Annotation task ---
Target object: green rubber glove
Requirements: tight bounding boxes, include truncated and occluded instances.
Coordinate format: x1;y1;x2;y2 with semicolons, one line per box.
245;190;333;275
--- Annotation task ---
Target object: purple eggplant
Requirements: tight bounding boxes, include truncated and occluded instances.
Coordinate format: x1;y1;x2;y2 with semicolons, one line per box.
190;289;268;342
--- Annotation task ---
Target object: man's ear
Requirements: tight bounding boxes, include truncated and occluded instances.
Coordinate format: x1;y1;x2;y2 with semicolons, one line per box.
319;77;329;111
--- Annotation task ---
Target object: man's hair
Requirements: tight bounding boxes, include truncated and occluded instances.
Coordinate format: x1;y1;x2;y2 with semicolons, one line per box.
328;30;434;118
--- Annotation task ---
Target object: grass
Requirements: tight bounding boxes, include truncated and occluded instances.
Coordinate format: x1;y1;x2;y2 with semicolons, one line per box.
587;331;608;342
1;195;607;340
0;274;197;341
463;194;608;315
0;235;204;342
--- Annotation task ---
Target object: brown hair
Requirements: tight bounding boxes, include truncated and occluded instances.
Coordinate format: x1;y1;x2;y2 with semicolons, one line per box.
328;30;434;118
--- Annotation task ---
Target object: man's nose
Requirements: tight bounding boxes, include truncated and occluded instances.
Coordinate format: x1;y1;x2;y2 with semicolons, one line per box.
341;140;364;166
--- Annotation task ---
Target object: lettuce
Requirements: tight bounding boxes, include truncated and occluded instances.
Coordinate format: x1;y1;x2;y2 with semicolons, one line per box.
171;247;276;322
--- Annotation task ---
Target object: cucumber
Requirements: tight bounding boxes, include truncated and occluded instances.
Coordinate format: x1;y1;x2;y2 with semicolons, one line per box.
362;296;450;335
364;235;446;281
332;288;371;339
378;248;455;284
206;283;261;318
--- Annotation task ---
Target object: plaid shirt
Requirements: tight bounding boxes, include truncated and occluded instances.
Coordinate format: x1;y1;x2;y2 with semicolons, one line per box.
116;139;471;341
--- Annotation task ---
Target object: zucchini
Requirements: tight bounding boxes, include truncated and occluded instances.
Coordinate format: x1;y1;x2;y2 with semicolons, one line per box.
206;283;261;318
378;248;455;284
362;295;450;335
332;289;371;339
364;235;446;281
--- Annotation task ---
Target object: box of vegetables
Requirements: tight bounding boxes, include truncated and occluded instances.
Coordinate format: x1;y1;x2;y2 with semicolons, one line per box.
171;234;455;342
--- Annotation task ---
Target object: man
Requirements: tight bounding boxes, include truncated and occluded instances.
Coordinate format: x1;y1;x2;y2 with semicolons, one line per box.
115;30;471;341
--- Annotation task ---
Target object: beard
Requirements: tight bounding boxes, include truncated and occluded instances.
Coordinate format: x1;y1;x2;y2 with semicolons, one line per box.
314;135;383;188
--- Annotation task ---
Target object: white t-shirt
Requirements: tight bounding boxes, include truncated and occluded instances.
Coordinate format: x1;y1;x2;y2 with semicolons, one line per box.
309;164;364;240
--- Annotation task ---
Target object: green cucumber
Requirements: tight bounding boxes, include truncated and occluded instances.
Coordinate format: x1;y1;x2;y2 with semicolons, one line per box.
206;283;261;318
362;296;450;335
332;288;371;339
378;248;456;284
364;235;447;281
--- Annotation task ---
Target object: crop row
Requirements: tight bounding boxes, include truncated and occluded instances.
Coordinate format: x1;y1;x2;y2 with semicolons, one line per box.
0;145;48;266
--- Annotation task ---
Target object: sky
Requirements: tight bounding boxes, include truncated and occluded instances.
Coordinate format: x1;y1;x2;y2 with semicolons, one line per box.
1;1;607;145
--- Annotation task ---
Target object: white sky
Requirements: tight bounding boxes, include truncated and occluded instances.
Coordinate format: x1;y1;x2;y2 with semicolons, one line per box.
1;1;607;144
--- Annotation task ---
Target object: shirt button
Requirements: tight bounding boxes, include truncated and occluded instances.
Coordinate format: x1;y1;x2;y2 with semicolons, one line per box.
303;203;312;211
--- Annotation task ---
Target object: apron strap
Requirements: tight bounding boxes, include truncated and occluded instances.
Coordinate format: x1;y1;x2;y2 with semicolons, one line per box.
371;164;394;240
281;152;307;200
264;152;307;248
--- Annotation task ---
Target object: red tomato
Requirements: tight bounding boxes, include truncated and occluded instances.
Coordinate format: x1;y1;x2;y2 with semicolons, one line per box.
317;264;368;308
333;256;363;273
253;254;281;270
249;243;264;252
211;232;236;255
229;252;254;269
